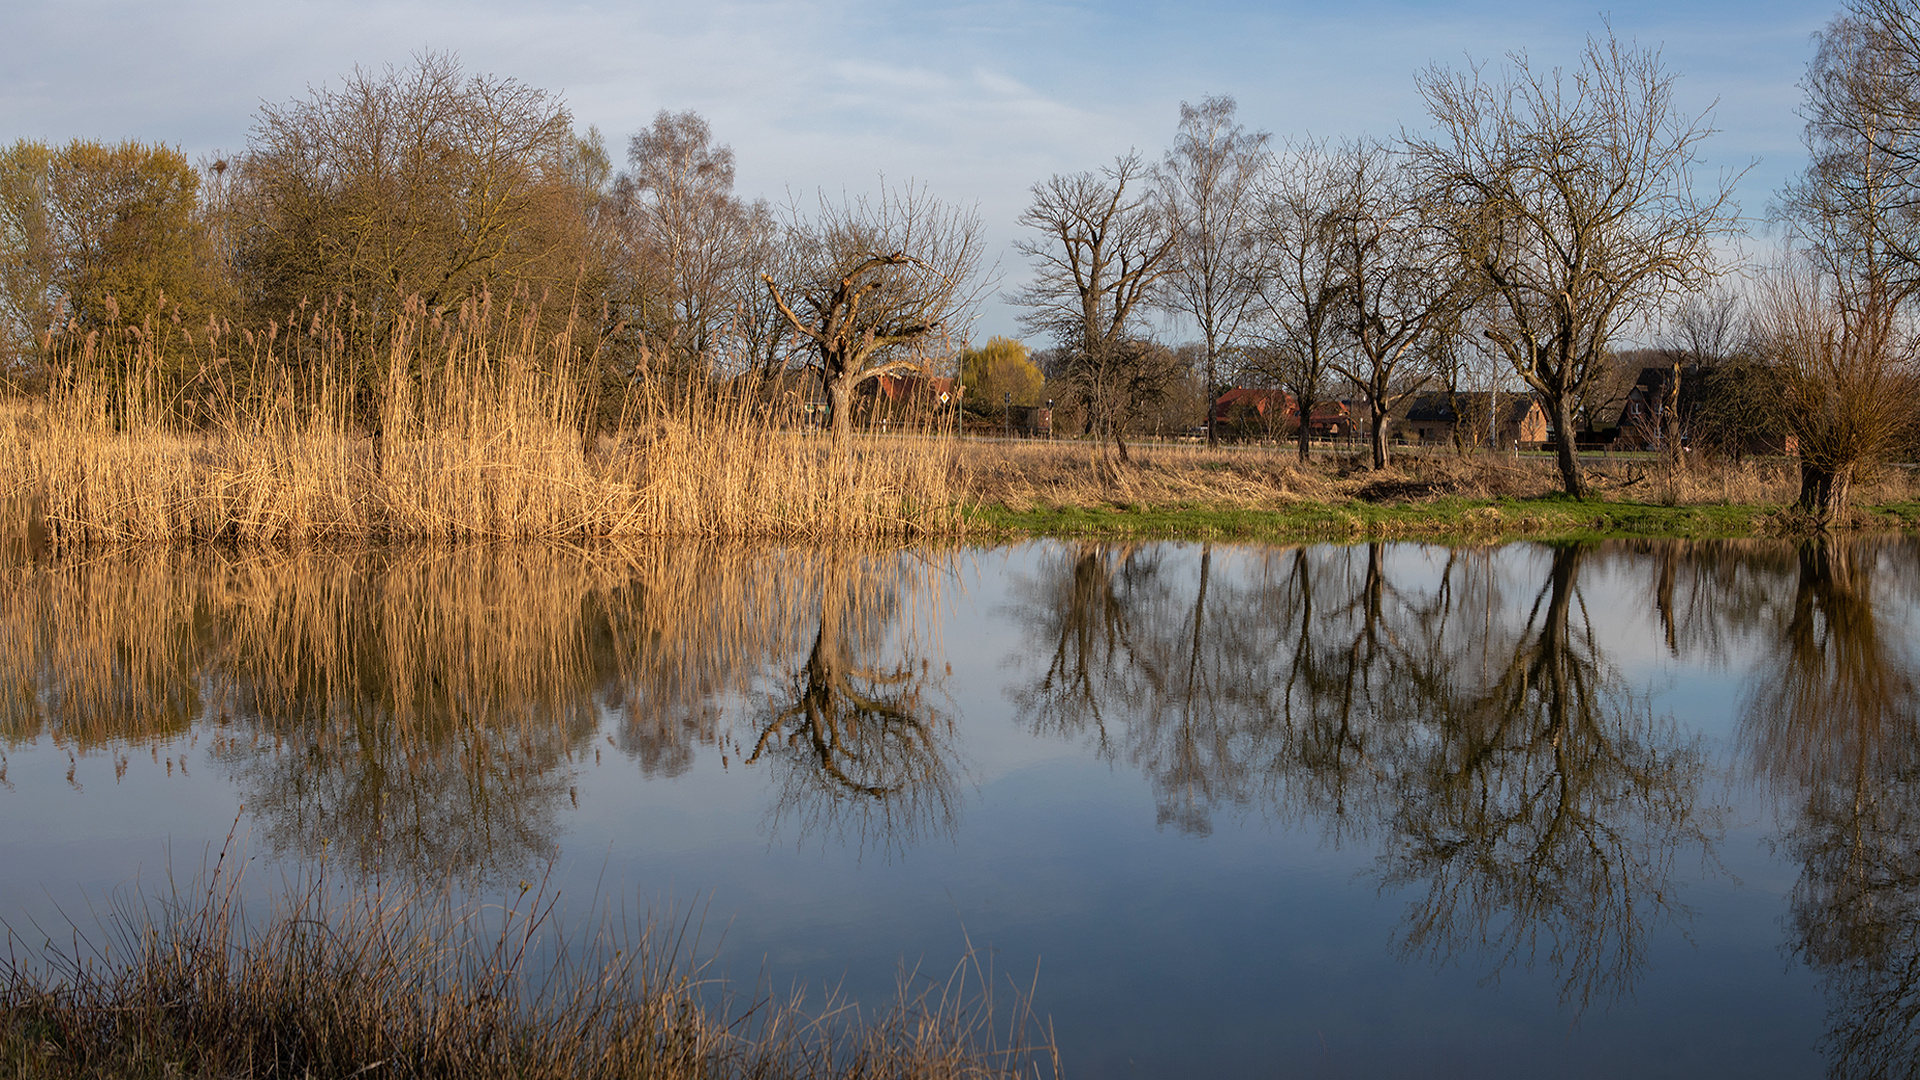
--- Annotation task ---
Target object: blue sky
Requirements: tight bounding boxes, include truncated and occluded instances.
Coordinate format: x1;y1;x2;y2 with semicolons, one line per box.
2;0;1830;340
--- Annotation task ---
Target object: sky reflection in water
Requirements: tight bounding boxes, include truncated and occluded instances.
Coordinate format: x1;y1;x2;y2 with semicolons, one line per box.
3;537;1916;1078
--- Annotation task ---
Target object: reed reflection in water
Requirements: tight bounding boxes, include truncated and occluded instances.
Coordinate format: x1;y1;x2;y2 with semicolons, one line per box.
0;543;957;881
1007;540;1721;1009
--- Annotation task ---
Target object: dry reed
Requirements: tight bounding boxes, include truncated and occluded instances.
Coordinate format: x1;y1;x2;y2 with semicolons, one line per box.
0;301;965;545
0;847;1056;1080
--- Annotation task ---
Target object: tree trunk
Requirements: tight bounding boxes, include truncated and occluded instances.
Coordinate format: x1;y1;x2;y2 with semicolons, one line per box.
1369;402;1390;470
1204;347;1219;448
827;372;854;441
1548;393;1587;498
1295;403;1313;464
1797;461;1852;523
1661;358;1684;471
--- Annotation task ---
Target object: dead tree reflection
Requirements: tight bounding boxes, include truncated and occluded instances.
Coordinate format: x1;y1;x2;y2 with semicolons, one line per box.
1744;537;1920;1080
748;553;958;855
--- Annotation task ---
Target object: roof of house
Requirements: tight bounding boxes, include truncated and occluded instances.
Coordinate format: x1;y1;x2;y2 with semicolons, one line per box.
1397;391;1543;426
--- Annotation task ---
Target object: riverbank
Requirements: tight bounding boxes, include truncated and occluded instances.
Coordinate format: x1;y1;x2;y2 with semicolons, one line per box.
960;439;1920;541
8;379;1916;547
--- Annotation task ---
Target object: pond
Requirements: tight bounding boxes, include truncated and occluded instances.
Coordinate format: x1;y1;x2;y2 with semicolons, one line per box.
2;537;1916;1078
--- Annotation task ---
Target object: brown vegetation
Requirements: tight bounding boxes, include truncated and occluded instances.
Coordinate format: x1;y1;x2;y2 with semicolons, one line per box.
957;438;1856;515
0;299;962;546
0;853;1054;1080
0;542;957;871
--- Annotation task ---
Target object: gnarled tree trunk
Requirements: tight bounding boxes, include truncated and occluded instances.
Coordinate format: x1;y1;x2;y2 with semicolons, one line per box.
1548;393;1587;499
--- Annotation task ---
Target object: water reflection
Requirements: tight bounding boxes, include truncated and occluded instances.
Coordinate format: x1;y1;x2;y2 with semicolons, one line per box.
1372;545;1714;1009
1007;541;1718;1007
0;544;954;879
15;533;1920;1058
749;556;958;854
1741;537;1920;1079
1013;542;1282;836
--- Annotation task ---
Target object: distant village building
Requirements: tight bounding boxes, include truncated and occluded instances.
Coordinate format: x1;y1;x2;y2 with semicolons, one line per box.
871;372;959;406
1612;364;1798;457
1613;366;1680;451
1211;388;1354;441
861;372;964;428
1393;392;1550;450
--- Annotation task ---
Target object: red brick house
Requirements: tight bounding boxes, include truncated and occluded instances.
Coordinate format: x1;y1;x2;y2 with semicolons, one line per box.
1212;388;1354;440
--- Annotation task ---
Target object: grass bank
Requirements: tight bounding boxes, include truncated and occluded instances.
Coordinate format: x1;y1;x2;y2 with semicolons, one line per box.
0;854;1054;1080
7;301;1916;546
957;439;1920;542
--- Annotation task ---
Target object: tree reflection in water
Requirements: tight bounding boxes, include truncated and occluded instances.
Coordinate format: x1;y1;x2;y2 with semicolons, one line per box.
0;544;959;880
1375;544;1715;1009
1007;540;1717;1007
748;553;958;855
1742;537;1920;1079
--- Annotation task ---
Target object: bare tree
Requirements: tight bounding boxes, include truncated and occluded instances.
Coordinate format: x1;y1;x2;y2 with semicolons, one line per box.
727;200;806;394
613;110;766;378
1769;2;1920;519
1246;138;1349;463
1015;152;1179;463
1652;289;1742;467
1158;96;1271;446
1409;31;1743;497
1780;0;1920;304
762;183;984;440
1327;139;1466;469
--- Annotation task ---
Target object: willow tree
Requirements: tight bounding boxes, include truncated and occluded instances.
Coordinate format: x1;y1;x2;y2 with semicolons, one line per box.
1752;265;1916;520
1409;31;1741;498
762;184;983;440
1771;1;1920;519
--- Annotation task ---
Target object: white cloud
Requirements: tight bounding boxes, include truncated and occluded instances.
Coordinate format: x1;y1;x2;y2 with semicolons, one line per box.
0;0;1823;340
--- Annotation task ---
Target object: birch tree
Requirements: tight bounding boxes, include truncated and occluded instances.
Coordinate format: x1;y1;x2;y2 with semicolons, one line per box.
1158;96;1271;445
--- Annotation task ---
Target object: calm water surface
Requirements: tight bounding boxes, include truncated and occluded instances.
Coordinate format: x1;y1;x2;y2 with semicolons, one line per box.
3;537;1917;1078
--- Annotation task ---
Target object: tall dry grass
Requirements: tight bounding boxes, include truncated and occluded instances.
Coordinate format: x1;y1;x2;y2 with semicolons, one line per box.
0;298;965;545
0;849;1056;1080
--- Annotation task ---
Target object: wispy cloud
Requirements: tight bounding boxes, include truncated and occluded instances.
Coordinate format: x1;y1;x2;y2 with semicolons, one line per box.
0;0;1826;338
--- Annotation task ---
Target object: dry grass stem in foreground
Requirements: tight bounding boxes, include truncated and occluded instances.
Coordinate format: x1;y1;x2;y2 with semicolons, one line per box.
0;852;1057;1080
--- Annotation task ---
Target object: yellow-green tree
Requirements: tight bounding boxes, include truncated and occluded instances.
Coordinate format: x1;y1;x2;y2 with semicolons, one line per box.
959;336;1045;412
0;139;221;373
